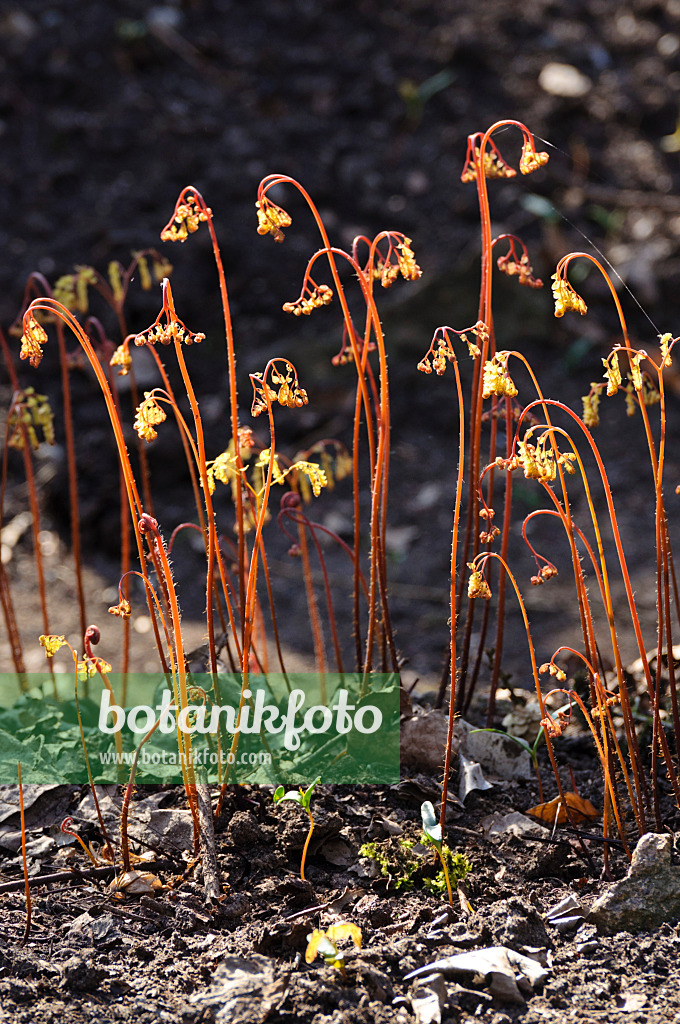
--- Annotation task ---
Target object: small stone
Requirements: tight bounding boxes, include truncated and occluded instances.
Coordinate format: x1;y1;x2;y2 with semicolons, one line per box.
401;714;531;779
588;833;680;934
538;62;592;98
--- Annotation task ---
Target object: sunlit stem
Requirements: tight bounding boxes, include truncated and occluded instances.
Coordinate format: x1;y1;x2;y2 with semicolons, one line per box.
137;512;200;852
170;187;246;635
556;254;630;347
162;280;237;698
548;647;632;858
436;334;466;832
21;299;175;671
457;120;537;705
518;414;646;827
3;389;55;690
470;552;585;830
257;179;397;672
521;397;680;816
300;806;315;882
20;275;88;644
17;763;31;947
303;246;396;675
223;360;294;782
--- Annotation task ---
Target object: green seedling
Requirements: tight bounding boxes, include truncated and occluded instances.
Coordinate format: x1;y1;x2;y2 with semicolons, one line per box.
359;813;471;902
273;776;321;881
421;843;473;901
305;923;362;976
421;800;454;906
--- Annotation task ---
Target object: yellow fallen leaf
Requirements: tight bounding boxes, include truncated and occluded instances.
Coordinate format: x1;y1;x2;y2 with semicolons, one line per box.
305;929;337;965
305;923;362;966
326;923;362;949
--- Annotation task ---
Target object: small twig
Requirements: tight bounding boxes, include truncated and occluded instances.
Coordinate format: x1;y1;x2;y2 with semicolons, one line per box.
283;899;328;922
457;879;473;916
560;827;627;849
139;895;176;919
518;830;610;872
18;764;31;947
0;859;176;894
196;775;222;901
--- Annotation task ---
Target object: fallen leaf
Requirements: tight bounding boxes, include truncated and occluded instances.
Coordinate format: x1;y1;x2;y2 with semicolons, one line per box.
545;894;583;921
459;752;493;802
545;894;586;932
400;710;535;778
410;972;447;1024
480;811;547;838
328;885;364;914
404;946;549;1006
67;911;121;947
376;815;404;836
326;922;362;949
108;870;163;895
319;837;354;866
527;792;598;825
465;725;532;781
391;775;461;808
0;784;73;827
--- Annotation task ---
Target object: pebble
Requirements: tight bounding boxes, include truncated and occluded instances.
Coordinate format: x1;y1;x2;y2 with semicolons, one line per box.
588;833;680;934
539;62;592;97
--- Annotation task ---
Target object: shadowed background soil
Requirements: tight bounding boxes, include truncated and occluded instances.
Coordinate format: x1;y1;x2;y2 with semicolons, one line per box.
3;0;680;682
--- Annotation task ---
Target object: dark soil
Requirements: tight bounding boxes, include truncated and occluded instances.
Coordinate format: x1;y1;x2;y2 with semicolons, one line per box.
2;763;680;1024
3;1;680;1021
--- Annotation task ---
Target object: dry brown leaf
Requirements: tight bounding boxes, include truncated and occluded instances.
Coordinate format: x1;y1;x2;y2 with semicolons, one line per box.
108;870;163;895
526;792;598;825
